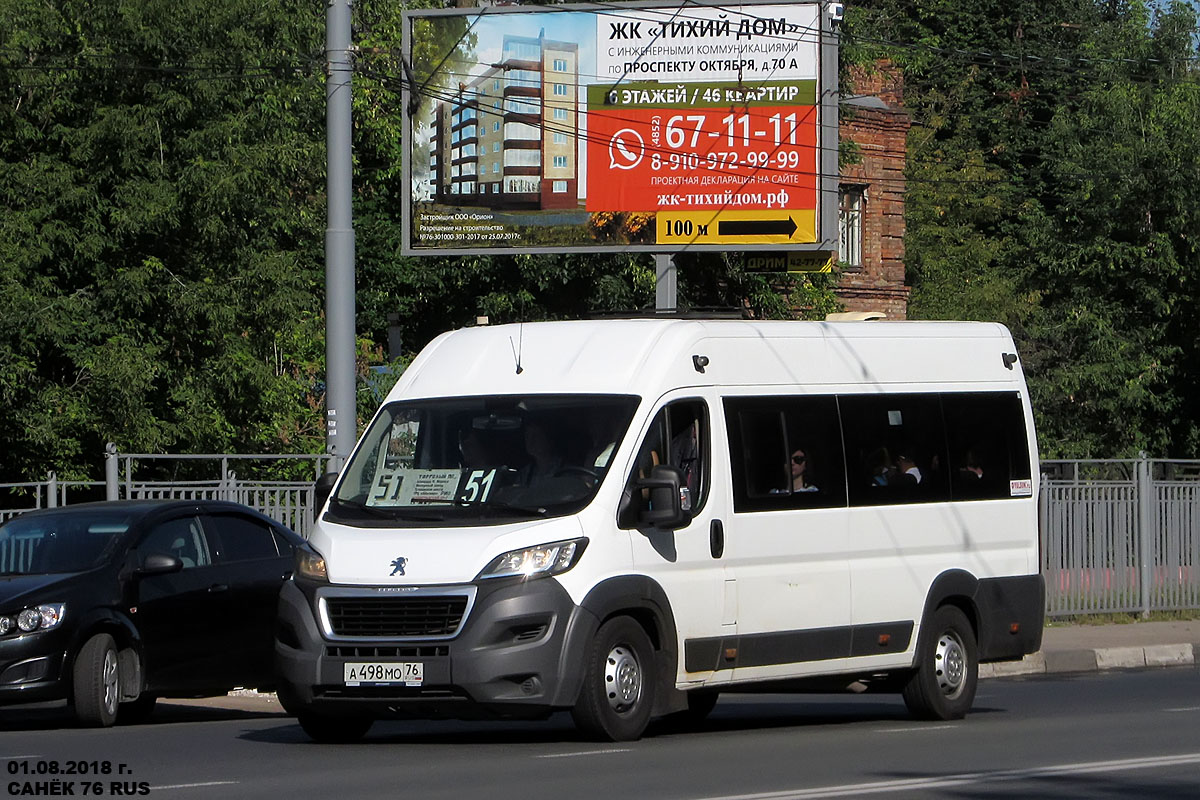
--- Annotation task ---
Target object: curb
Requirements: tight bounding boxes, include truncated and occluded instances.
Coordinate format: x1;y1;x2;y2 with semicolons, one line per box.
980;643;1198;679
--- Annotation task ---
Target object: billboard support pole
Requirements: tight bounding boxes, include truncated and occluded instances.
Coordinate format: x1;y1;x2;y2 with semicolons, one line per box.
325;0;356;473
655;253;677;311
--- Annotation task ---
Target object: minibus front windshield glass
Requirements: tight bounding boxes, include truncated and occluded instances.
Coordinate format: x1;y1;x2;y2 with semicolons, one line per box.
330;395;639;524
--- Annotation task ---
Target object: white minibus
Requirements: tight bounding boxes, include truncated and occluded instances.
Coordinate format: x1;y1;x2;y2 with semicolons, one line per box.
275;319;1044;742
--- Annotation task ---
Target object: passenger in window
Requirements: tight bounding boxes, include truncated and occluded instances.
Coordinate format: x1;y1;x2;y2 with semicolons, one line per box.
960;450;984;480
670;419;700;496
867;447;895;486
896;451;923;484
791;449;819;492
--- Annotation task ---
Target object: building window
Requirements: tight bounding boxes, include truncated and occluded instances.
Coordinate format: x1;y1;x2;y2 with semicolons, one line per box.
553;58;568;71
553;107;568;121
493;121;501;132
553;83;568;96
553;132;568;145
839;185;865;271
552;180;568;193
552;155;568;168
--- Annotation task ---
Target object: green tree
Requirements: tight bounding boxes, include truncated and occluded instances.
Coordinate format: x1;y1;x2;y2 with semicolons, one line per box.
847;0;1200;457
0;0;329;479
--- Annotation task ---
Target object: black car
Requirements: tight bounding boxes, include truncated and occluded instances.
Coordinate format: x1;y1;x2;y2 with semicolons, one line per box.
0;500;303;726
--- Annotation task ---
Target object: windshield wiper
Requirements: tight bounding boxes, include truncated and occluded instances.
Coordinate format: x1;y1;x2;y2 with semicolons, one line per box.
332;498;446;522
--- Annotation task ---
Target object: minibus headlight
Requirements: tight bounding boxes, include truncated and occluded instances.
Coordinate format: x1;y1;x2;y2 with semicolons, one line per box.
477;539;587;580
295;547;328;582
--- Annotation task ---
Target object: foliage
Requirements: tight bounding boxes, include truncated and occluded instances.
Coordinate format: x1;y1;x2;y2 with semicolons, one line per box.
0;0;329;479
846;0;1200;457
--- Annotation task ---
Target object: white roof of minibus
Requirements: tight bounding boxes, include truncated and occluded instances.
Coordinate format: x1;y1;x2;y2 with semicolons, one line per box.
386;319;1021;403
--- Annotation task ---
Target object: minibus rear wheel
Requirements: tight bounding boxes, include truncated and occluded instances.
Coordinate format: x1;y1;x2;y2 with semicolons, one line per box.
571;616;656;741
902;605;978;720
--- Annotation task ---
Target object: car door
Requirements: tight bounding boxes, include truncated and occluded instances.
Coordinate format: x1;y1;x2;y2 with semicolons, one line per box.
722;394;854;682
624;394;735;688
203;511;295;688
133;514;237;692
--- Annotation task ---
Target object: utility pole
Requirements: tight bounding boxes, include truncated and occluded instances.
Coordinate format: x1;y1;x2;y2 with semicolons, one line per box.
325;0;356;472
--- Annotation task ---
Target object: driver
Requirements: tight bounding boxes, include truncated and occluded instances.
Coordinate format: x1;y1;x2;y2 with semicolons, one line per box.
518;419;564;485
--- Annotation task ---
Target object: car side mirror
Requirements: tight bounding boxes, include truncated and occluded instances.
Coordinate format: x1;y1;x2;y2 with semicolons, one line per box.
636;464;692;530
137;553;184;576
314;472;339;514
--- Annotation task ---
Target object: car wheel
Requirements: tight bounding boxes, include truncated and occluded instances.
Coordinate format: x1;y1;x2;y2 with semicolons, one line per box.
73;633;120;727
571;616;656;742
297;713;374;743
902;605;978;720
118;693;157;725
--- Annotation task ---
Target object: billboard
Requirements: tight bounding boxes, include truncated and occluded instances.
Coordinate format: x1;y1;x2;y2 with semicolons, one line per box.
401;1;839;255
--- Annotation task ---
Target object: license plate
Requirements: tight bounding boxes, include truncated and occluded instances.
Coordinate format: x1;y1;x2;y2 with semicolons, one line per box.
343;662;423;687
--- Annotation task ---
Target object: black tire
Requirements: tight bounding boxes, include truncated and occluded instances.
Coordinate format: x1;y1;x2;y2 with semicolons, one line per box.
73;633;120;727
571;616;656;742
118;693;157;725
902;605;978;720
297;712;374;743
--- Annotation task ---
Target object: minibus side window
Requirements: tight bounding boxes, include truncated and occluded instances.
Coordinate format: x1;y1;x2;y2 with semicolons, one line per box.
941;392;1031;501
840;394;950;507
724;396;846;512
619;400;708;528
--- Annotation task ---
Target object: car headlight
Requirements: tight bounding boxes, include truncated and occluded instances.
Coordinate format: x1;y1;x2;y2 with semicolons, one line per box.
477;539;587;580
3;603;65;635
295;546;328;582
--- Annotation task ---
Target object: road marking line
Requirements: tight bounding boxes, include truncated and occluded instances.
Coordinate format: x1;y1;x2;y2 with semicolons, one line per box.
690;753;1200;799
1165;706;1200;712
875;724;957;734
536;749;632;759
152;782;239;790
0;756;41;760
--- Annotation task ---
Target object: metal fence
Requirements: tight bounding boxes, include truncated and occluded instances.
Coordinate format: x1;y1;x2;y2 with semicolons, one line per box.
3;451;1199;617
1;447;329;539
1042;459;1200;617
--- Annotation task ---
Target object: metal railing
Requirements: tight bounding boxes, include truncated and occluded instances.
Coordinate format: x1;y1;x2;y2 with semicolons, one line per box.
1042;459;1200;616
3;452;1199;616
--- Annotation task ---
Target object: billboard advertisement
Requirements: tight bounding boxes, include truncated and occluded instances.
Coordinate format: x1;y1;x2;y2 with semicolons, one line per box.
401;1;838;255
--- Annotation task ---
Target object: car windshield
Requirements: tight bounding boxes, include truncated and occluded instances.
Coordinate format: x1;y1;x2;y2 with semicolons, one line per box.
329;394;640;525
0;510;134;575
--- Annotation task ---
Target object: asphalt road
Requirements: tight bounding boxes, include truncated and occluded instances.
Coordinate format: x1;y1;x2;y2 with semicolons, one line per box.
2;668;1198;800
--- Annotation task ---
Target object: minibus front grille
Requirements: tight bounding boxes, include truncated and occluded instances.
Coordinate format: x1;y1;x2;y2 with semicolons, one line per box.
325;596;469;637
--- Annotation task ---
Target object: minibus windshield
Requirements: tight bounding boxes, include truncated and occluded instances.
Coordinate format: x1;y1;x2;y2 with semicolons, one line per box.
329;395;639;525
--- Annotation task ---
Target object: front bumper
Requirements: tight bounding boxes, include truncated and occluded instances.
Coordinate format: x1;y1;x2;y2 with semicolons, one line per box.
0;628;70;705
274;576;599;720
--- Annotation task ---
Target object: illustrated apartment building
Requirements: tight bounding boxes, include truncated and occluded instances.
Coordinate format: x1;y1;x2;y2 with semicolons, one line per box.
431;32;579;210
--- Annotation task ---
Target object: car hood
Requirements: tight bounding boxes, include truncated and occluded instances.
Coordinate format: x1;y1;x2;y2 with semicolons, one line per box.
0;572;85;610
308;516;587;585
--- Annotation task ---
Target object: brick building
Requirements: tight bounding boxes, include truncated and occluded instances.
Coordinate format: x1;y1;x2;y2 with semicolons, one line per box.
835;65;911;319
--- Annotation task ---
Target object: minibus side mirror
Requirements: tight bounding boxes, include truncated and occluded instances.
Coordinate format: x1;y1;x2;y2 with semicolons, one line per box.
637;465;692;530
314;472;339;514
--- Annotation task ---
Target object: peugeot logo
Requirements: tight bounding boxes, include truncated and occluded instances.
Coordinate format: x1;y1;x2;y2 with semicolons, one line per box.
389;556;408;577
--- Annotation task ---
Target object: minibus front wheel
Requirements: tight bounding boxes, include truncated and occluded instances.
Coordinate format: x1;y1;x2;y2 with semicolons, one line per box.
571;616;656;741
902;604;978;721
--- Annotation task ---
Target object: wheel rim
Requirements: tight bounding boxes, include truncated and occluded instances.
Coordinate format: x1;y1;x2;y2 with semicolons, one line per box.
603;644;642;713
101;648;119;716
934;629;966;699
